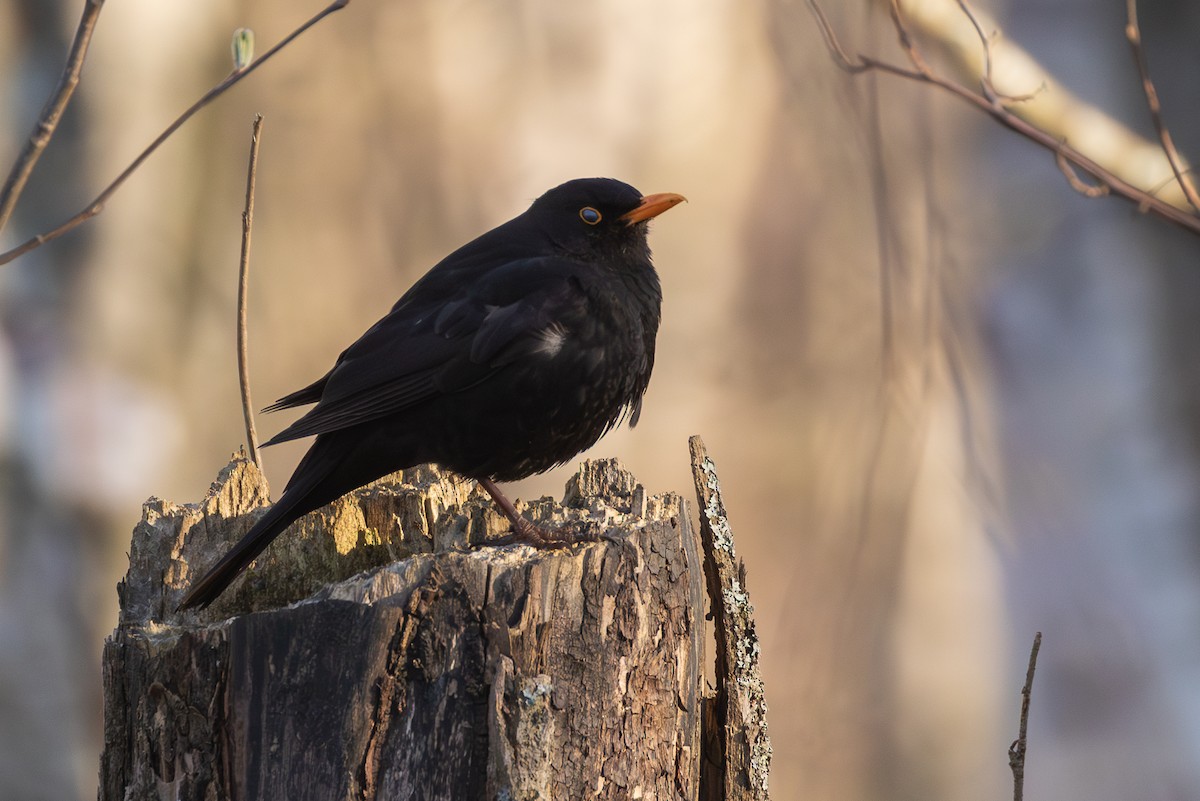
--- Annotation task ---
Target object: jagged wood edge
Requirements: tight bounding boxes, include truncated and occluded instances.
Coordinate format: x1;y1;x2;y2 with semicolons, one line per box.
688;435;771;800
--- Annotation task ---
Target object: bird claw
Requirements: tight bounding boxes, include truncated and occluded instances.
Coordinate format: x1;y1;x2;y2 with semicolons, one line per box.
485;518;606;549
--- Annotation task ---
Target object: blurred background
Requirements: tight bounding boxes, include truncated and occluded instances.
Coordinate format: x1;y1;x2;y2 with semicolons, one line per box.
2;0;1199;799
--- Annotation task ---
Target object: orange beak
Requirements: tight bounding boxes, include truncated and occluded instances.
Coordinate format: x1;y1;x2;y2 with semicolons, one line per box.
619;192;687;225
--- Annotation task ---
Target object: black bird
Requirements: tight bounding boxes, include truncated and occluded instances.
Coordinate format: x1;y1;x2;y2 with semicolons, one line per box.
179;178;684;610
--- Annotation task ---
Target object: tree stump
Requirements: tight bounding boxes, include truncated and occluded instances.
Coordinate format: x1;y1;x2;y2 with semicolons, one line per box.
99;445;769;800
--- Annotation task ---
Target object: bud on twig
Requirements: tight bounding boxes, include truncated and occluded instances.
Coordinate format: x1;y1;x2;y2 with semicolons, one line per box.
231;28;255;71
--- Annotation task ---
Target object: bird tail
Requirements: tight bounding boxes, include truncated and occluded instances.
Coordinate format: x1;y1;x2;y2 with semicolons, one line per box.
176;438;354;611
175;495;302;611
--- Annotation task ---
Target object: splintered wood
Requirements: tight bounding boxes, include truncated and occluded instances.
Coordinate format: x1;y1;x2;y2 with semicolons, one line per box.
100;456;711;800
689;436;772;801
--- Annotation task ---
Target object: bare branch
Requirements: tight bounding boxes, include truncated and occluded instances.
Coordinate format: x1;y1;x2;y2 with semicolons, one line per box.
238;115;264;469
807;0;870;73
1148;165;1200;201
808;0;928;83
955;0;996;100
0;0;351;267
805;0;1200;236
0;0;105;237
1008;631;1042;801
1055;149;1110;198
953;0;1042;104
1125;0;1200;213
887;0;935;79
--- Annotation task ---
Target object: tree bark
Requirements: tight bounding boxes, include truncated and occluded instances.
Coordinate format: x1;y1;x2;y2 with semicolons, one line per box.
100;455;708;801
689;437;771;801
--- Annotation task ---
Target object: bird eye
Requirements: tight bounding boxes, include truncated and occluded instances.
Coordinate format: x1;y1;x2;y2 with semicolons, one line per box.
579;206;602;225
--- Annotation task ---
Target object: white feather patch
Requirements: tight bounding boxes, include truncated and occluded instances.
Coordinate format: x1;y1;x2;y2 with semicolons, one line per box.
535;324;567;357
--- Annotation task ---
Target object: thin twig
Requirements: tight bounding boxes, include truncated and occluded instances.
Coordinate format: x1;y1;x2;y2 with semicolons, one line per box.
0;0;105;237
806;0;1200;236
1147;164;1200;200
1055;149;1109;198
806;0;869;73
0;0;351;267
953;0;1040;104
238;115;264;468
1008;631;1042;801
1125;0;1200;213
887;0;935;79
956;0;996;101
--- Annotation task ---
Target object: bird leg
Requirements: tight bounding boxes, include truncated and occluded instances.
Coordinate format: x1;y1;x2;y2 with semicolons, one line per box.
477;477;593;548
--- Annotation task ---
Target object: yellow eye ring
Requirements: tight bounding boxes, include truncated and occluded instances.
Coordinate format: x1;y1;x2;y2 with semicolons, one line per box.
579;206;602;225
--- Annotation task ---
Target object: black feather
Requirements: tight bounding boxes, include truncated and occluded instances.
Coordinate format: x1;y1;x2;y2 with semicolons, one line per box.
178;177;681;610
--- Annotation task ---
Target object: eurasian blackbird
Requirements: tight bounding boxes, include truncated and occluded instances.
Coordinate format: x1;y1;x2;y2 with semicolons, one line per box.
178;178;684;610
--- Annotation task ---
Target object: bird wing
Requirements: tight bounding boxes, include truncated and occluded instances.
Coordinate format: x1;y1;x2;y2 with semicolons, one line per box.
262;256;590;445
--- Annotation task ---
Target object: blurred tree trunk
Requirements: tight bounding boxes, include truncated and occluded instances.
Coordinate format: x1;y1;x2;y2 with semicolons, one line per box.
743;3;1008;799
0;4;108;801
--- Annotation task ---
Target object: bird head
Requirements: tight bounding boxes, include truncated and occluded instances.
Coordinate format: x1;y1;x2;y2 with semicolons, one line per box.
527;178;686;262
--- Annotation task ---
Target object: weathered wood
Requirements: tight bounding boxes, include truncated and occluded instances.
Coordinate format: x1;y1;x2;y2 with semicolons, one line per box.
100;455;706;801
689;437;772;801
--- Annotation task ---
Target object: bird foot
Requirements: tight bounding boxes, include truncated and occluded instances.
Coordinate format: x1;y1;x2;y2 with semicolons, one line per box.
487;517;605;549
